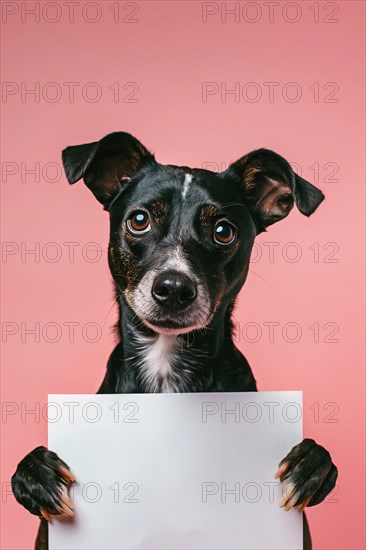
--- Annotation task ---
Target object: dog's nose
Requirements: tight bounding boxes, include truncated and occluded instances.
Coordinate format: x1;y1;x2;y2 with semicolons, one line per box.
152;270;197;309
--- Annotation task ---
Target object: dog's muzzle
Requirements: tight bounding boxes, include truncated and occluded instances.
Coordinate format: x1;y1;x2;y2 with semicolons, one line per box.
126;264;211;335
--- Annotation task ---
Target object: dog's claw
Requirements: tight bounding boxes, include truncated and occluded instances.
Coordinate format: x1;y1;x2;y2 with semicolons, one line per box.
276;438;338;511
297;495;313;512
56;501;74;517
60;466;76;483
40;508;51;522
274;462;289;480
279;482;296;510
283;495;298;511
60;488;75;515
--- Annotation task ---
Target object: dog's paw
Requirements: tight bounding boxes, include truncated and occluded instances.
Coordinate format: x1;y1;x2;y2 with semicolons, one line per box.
274;438;338;512
11;446;75;521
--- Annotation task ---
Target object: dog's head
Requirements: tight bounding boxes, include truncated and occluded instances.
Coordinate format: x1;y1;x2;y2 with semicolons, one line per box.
62;132;324;335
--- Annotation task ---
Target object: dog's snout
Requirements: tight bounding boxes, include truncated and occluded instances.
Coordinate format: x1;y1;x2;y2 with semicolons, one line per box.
152;270;197;309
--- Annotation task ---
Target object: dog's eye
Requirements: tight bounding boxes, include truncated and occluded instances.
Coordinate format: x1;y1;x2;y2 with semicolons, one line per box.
214;220;236;245
127;211;151;234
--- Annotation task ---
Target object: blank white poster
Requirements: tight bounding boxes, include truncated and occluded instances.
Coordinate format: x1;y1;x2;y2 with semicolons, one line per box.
48;391;303;549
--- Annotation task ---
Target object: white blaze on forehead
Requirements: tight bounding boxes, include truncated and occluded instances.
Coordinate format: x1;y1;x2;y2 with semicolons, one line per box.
182;173;193;199
162;246;194;278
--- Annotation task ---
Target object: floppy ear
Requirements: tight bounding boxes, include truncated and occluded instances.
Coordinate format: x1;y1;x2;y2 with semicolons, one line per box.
61;132;154;209
227;148;324;231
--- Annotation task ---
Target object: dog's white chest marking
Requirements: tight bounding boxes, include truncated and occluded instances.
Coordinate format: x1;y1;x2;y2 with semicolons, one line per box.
182;173;192;199
136;334;179;392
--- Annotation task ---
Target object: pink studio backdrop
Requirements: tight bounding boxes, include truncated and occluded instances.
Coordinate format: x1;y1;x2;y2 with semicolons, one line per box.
1;1;365;549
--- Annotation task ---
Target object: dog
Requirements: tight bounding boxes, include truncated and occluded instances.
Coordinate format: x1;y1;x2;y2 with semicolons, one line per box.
11;132;338;550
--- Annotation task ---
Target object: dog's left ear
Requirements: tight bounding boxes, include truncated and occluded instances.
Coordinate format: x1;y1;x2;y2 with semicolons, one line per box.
227;148;324;230
62;132;154;209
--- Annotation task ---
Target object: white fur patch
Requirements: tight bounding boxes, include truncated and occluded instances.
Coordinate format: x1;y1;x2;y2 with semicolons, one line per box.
134;334;180;392
162;246;193;277
182;173;192;199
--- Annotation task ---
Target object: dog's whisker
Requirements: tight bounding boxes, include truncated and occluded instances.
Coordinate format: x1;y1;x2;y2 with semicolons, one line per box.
102;297;119;328
248;269;272;285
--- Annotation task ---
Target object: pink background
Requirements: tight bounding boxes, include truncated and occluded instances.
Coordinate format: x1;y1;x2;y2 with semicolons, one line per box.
1;1;365;548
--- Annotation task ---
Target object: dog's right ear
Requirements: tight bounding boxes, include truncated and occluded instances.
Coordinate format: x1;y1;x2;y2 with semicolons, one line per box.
226;148;325;232
61;132;154;209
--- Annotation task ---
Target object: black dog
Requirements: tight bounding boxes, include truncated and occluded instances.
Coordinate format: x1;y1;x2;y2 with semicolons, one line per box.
12;132;338;549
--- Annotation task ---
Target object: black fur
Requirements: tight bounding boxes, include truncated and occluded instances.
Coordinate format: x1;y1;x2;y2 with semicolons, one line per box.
12;132;336;550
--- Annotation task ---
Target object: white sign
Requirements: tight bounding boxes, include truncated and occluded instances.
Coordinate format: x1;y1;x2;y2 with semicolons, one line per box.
48;392;303;549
